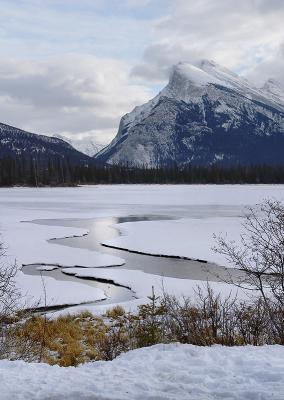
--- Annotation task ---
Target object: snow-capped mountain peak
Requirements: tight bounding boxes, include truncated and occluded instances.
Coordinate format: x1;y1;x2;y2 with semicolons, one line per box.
169;62;222;87
262;79;284;107
162;60;278;108
95;60;284;168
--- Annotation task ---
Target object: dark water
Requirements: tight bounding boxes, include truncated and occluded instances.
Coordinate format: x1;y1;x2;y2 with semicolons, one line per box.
23;263;136;307
22;215;244;308
31;215;243;276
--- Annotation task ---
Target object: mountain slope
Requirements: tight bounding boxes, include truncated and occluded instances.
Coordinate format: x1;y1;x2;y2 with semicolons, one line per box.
53;134;104;157
0;123;91;164
95;60;284;167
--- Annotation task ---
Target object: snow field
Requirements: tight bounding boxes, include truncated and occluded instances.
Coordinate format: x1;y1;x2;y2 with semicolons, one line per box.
0;343;283;400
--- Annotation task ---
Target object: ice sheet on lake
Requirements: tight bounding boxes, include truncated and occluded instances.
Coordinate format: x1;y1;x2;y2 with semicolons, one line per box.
16;271;106;308
1;185;284;310
103;217;245;267
2;221;125;268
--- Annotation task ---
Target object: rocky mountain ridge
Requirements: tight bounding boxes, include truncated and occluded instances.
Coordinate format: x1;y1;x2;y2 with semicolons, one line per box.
95;60;284;167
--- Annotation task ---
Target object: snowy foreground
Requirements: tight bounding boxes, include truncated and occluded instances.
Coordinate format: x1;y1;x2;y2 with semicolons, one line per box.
1;343;283;400
1;185;284;309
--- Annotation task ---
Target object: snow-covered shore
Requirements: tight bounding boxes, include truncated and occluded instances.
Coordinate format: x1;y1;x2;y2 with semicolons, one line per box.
1;343;283;400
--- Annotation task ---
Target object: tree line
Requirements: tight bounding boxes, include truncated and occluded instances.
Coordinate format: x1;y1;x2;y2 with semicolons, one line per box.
2;156;284;186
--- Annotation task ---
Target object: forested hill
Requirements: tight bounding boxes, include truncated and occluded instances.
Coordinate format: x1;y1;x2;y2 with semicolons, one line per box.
2;156;284;186
0;122;91;165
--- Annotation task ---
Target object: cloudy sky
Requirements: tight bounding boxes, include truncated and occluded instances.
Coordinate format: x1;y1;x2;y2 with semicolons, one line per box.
0;0;283;147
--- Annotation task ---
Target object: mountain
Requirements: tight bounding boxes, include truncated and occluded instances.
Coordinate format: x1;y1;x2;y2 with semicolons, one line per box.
261;79;284;109
53;134;104;157
0;123;91;165
95;60;284;167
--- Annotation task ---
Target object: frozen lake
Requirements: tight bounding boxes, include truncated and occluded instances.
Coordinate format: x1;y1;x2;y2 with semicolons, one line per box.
29;215;244;279
1;185;284;312
23;214;244;308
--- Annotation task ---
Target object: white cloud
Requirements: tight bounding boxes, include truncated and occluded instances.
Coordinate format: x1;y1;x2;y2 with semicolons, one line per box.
245;43;284;86
131;0;284;85
0;54;153;144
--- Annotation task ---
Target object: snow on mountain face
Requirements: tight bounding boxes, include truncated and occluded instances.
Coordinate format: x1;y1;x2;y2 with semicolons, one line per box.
95;60;284;167
73;139;104;157
53;135;104;157
262;79;284;108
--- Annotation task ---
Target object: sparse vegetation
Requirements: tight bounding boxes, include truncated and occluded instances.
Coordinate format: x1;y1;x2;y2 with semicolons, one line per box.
3;285;282;367
0;242;22;359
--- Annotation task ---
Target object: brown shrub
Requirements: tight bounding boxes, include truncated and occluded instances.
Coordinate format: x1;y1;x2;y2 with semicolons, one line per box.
4;285;284;366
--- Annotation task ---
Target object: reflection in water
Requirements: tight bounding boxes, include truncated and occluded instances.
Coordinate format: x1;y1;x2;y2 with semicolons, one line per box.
31;215;243;283
23;215;180;307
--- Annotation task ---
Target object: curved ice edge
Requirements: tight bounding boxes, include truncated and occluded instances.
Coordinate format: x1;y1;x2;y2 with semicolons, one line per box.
48;232;89;241
101;242;209;264
21;219;90;243
25;297;108;313
20;219;125;268
22;262;125;269
62;269;134;292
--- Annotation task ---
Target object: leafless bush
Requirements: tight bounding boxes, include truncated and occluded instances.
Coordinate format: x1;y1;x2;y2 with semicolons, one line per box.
0;242;41;360
95;285;281;360
96;320;129;361
160;286;237;345
214;199;284;343
0;244;19;320
233;298;270;345
160;287;276;346
0;242;21;358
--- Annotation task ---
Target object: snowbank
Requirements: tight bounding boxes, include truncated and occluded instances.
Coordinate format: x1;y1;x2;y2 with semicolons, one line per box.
0;343;283;399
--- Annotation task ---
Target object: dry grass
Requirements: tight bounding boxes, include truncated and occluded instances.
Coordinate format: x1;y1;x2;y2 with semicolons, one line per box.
14;313;108;366
6;287;284;366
